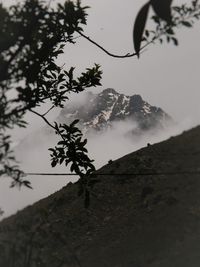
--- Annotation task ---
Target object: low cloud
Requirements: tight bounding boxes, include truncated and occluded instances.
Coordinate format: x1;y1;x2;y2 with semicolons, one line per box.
0;105;198;219
87;117;197;168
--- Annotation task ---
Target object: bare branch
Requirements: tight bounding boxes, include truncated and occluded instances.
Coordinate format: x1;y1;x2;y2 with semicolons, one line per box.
29;109;55;129
76;30;137;58
42;105;55;117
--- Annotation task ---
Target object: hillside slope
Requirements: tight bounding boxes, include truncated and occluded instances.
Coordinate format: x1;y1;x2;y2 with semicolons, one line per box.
1;126;200;267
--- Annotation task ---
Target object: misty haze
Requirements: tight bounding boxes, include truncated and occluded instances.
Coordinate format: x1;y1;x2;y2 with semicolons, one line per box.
0;88;195;218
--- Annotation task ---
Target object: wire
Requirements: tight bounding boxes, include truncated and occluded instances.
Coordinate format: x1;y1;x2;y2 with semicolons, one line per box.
25;170;200;177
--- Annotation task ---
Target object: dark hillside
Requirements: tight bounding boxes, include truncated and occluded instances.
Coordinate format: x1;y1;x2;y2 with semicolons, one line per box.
0;126;200;267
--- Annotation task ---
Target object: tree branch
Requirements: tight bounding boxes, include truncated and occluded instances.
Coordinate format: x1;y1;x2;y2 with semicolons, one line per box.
29;108;65;142
77;2;200;59
29;109;55;129
42;105;55;117
76;30;137;58
76;29;166;58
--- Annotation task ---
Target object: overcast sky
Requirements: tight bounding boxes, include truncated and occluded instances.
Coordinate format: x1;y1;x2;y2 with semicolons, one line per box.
3;0;200;125
59;0;200;126
1;0;200;218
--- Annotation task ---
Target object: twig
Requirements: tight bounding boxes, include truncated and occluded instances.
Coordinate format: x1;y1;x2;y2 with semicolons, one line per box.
42;105;55;117
76;29;164;59
76;30;137;58
29;108;66;142
77;3;200;59
29;109;55;129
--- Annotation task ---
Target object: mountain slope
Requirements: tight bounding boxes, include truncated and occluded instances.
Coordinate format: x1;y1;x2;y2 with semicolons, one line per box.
59;88;172;133
1;126;200;267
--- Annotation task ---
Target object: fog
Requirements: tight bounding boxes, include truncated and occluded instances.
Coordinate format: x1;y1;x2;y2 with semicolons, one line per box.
87;118;196;167
0;93;197;220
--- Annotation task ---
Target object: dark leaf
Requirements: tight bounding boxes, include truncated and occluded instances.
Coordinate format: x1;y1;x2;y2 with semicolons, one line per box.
150;0;173;23
70;119;79;127
59;157;65;165
23;180;33;189
51;160;57;168
166;28;174;35
133;2;150;57
145;30;150;37
181;21;193;27
171;37;179;46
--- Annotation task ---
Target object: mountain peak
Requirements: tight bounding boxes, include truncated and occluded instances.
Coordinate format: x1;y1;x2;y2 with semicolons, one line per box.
131;94;143;103
58;88;173;134
100;88;118;95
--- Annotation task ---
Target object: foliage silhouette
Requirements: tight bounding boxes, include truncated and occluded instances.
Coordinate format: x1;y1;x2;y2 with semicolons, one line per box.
0;0;200;211
0;0;102;191
133;2;150;57
133;0;200;57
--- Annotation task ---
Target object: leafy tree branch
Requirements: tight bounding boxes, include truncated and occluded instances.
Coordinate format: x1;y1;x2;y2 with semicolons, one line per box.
0;0;200;210
76;1;200;58
0;0;102;193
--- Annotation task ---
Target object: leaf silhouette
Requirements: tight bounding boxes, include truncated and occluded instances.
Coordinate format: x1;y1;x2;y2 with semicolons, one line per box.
150;0;173;23
181;21;193;27
133;2;150;57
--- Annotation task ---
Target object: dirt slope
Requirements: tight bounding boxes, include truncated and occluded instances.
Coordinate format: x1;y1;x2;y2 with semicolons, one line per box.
0;126;200;267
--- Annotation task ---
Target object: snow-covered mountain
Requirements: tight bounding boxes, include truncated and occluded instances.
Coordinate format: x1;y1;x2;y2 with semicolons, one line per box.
15;88;173;157
14;88;174;175
58;88;172;134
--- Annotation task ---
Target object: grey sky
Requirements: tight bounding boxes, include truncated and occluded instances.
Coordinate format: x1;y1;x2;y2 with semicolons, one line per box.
3;0;200;124
59;0;200;125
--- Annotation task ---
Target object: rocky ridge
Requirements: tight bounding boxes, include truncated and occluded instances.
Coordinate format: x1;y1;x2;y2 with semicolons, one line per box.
58;88;172;134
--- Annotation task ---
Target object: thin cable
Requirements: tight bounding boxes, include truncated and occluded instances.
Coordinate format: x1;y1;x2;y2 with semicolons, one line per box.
25;170;200;177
